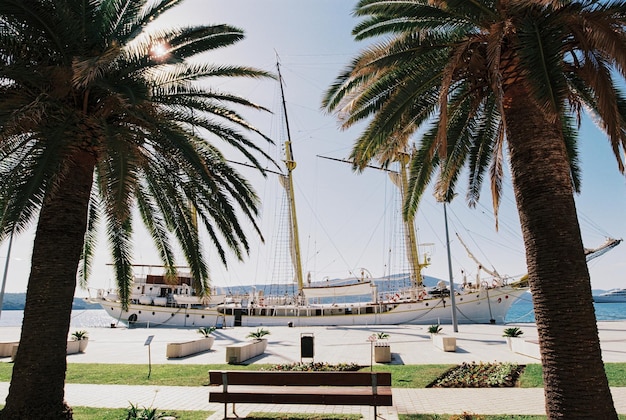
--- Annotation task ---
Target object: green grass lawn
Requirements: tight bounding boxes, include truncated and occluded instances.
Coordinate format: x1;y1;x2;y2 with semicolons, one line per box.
1;362;625;388
0;362;260;386
518;363;626;388
0;363;446;388
401;416;626;420
71;406;210;420
248;414;360;420
401;416;547;420
370;364;453;388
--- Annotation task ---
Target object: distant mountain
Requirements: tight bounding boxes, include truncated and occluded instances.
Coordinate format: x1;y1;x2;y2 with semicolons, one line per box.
1;293;101;310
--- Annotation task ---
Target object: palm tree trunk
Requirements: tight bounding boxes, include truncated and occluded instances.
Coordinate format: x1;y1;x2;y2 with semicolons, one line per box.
1;151;95;420
503;85;617;419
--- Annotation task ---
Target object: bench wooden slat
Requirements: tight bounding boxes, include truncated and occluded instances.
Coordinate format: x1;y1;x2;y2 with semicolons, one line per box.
208;370;392;387
209;391;393;406
209;385;393;397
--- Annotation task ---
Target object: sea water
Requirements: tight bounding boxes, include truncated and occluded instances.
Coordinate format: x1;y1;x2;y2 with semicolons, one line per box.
1;299;625;328
0;309;116;328
504;295;626;323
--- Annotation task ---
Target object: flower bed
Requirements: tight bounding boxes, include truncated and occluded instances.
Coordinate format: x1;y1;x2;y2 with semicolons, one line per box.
262;361;361;372
427;362;525;388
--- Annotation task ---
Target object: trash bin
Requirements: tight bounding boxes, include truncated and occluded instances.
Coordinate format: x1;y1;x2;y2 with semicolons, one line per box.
301;333;314;360
234;309;242;327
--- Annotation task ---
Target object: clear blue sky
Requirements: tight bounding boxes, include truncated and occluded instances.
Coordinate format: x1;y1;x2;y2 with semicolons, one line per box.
2;0;624;295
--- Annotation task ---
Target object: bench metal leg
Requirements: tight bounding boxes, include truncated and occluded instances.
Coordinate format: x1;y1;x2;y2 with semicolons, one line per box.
223;403;239;419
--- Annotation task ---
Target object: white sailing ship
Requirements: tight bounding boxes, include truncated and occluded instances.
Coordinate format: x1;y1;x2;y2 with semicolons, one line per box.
89;61;620;328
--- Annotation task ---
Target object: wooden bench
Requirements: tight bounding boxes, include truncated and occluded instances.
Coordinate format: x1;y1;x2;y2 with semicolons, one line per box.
208;370;392;419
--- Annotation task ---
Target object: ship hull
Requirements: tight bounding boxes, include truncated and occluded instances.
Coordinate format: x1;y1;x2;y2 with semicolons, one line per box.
93;285;527;328
593;297;626;303
593;289;626;303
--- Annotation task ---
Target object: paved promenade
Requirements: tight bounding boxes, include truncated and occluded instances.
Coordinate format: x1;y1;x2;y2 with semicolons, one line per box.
2;321;626;418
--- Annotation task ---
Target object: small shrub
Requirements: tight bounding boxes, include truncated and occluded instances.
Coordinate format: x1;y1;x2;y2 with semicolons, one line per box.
375;332;389;339
71;330;89;341
428;324;442;334
197;327;216;337
247;328;270;339
125;403;168;420
502;327;524;337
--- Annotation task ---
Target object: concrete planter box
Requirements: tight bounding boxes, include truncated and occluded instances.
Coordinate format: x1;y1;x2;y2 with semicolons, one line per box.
78;339;89;353
226;339;268;364
166;337;215;358
432;334;456;352
67;340;81;355
68;339;89;354
374;342;391;363
0;342;19;358
7;339;92;359
505;336;513;350
508;337;541;359
11;339;88;361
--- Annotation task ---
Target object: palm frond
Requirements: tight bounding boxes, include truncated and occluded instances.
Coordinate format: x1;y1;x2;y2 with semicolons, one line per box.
105;213;134;310
77;189;101;288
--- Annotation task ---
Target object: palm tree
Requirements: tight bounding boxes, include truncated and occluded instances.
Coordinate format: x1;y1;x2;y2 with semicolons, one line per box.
0;0;273;418
323;1;626;418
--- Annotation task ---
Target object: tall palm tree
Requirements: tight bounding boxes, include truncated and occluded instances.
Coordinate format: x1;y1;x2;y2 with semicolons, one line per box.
0;0;273;418
323;1;626;418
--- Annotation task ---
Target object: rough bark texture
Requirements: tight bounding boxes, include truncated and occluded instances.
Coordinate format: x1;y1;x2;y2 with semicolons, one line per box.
504;84;617;419
0;151;95;420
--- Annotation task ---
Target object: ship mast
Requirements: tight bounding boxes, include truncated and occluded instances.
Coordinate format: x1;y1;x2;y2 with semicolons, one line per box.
396;153;425;287
276;60;305;291
457;233;622;286
456;233;503;281
585;237;622;261
320;153;429;287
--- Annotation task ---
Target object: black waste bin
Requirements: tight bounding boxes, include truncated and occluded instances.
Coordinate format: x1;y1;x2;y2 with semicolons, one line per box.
300;333;314;359
234;309;243;326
